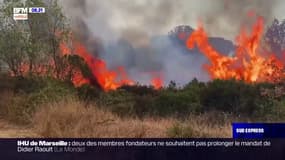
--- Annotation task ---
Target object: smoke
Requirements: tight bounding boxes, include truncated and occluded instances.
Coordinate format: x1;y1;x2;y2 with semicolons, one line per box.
60;0;285;41
201;0;285;40
58;0;285;85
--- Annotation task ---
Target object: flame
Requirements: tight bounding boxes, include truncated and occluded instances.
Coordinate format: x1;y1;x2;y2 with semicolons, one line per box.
70;70;90;87
186;17;285;83
151;77;163;90
9;59;57;77
12;36;162;91
60;41;134;91
10;15;285;90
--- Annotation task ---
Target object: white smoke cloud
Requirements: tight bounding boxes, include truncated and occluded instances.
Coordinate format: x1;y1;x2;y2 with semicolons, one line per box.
60;0;285;42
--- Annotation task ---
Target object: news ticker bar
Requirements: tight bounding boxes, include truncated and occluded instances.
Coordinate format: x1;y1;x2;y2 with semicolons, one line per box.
232;123;285;138
0;139;284;160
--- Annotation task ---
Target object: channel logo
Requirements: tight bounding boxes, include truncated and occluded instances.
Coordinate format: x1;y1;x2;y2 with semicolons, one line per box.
13;7;45;21
13;8;28;20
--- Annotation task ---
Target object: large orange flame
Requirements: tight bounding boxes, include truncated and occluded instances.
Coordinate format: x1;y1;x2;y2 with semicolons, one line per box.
151;77;163;90
60;41;134;91
186;17;285;83
12;37;163;91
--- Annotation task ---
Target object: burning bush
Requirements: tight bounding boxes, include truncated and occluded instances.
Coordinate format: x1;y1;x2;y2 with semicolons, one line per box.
186;17;285;83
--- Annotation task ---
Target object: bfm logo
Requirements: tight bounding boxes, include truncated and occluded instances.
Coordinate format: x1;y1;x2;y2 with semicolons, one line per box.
13;7;45;21
13;8;28;20
13;8;28;14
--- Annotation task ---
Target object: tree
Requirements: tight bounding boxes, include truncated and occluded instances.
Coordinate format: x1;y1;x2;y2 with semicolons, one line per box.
264;19;285;57
0;0;71;77
25;0;71;77
32;0;71;78
0;0;29;76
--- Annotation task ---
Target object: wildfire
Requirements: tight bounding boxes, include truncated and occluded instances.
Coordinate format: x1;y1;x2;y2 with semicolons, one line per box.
12;34;164;91
70;70;90;87
10;15;284;91
151;77;163;90
60;41;134;91
186;17;285;83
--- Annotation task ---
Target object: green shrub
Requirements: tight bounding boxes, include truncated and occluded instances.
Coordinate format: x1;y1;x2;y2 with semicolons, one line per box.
2;77;76;124
200;79;262;115
26;78;76;107
2;74;285;124
13;76;45;93
253;99;285;121
151;91;202;117
273;100;285;120
95;79;283;119
131;95;156;118
119;85;158;96
98;90;136;117
76;84;101;102
147;79;203;117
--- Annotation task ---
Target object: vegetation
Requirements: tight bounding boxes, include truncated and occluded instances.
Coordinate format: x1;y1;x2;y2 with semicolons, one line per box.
1;76;285;131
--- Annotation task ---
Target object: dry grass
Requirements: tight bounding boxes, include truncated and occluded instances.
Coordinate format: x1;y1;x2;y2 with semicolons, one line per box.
0;94;234;138
0;119;37;138
167;113;233;138
0;89;13;108
32;99;234;138
33;99;175;138
0;90;32;124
